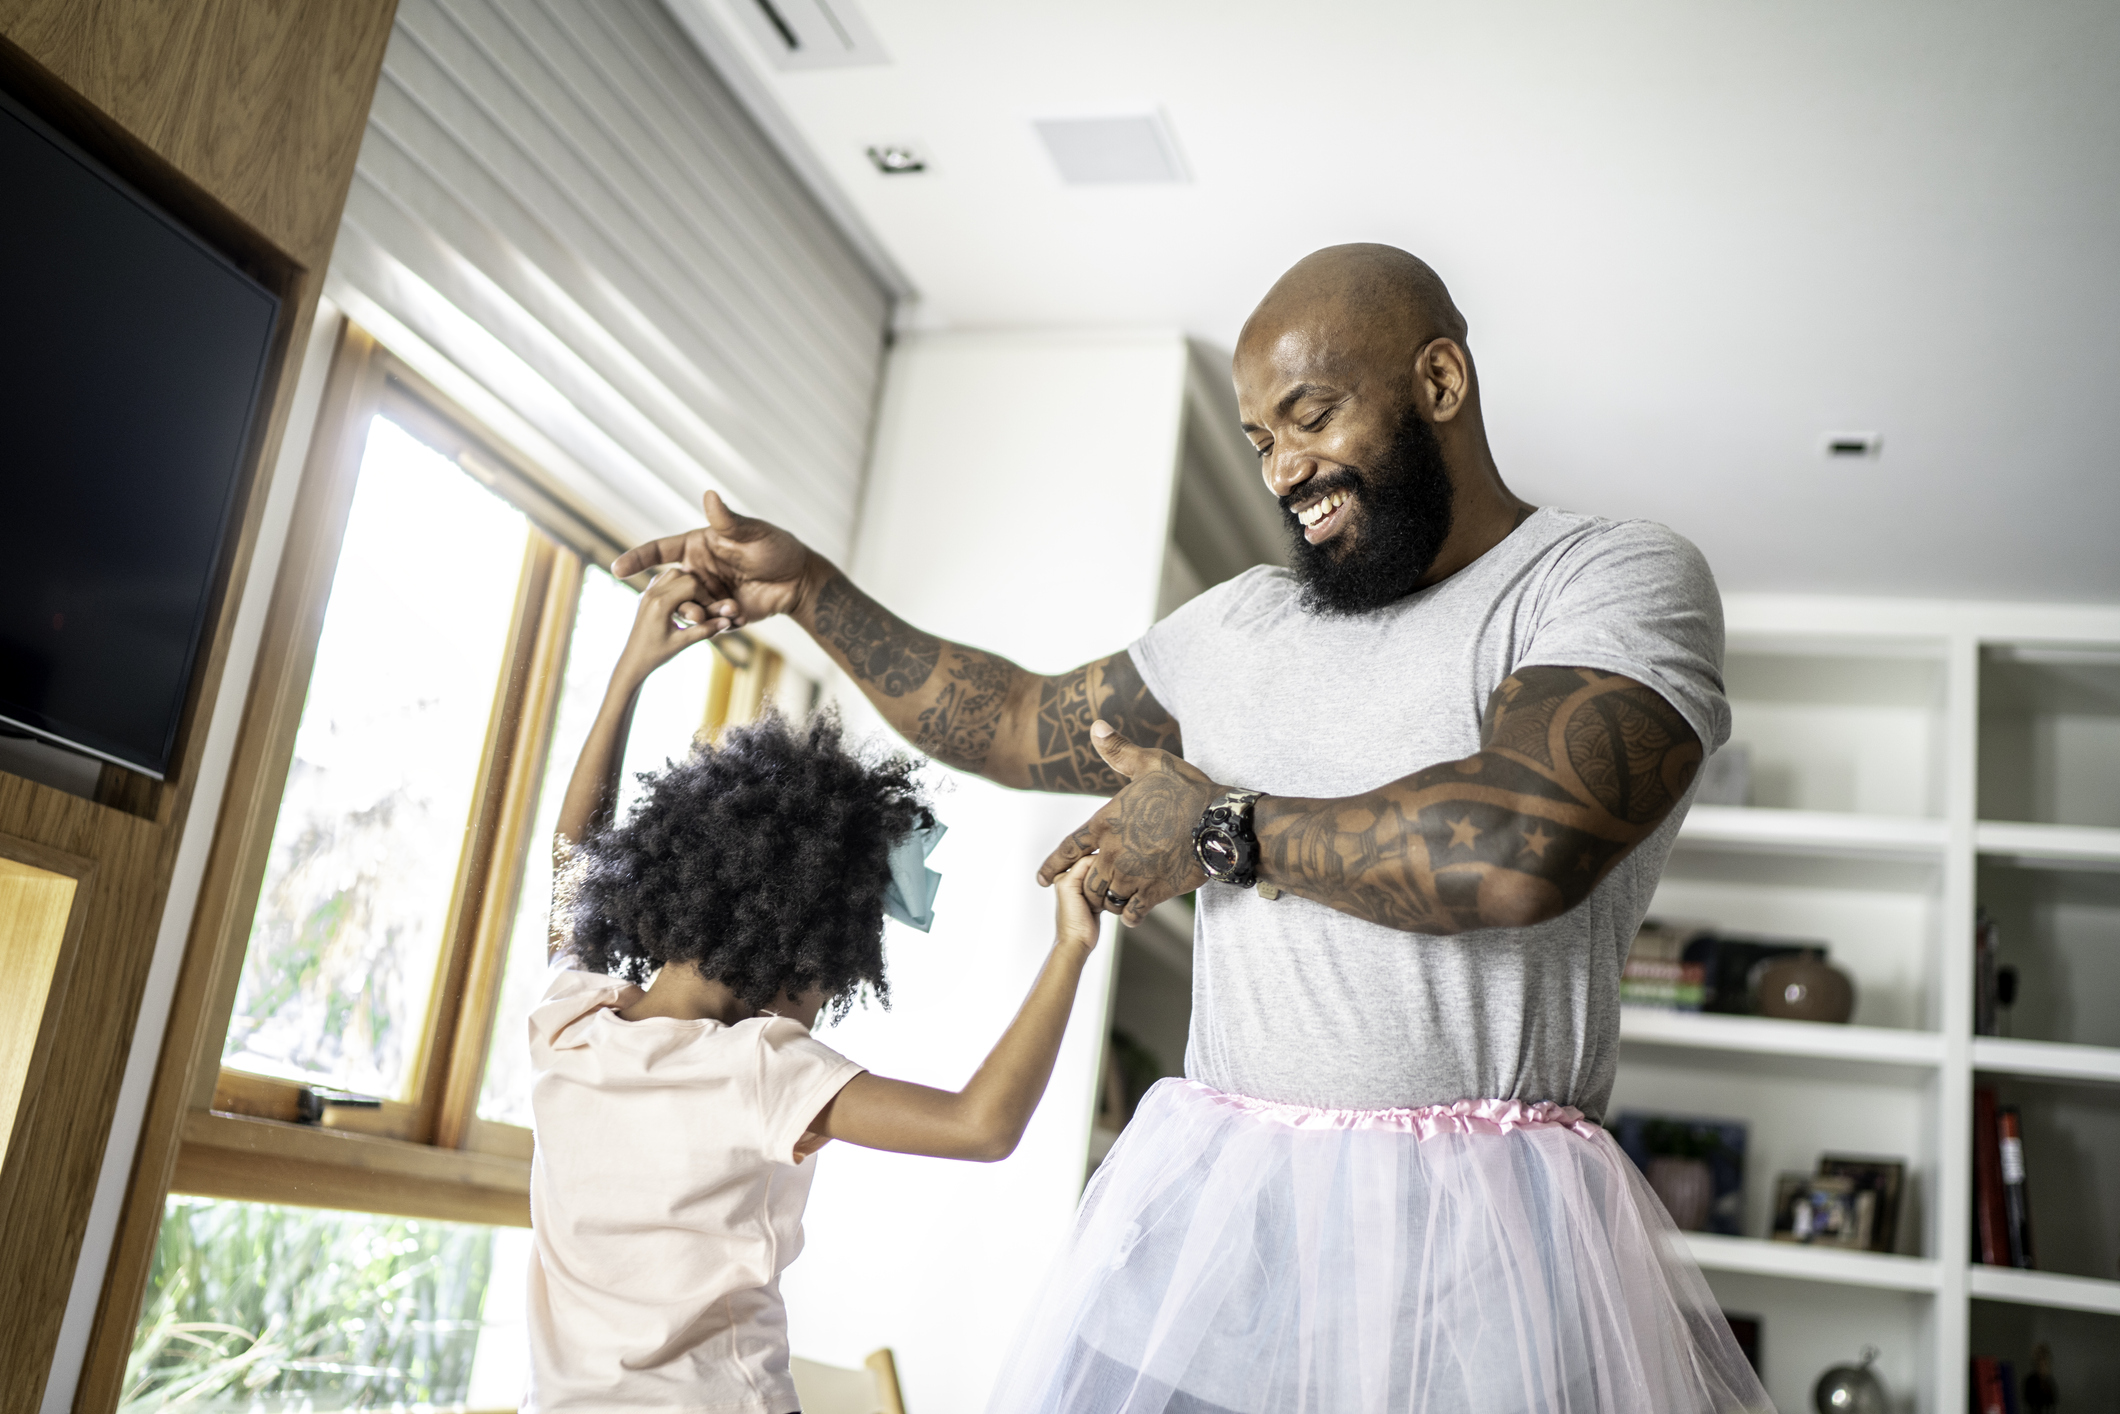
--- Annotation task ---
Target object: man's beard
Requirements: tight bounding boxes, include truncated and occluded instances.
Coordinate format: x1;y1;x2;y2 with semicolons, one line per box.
1282;409;1456;616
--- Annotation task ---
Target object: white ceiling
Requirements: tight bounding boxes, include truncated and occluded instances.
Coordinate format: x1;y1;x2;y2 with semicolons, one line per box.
677;0;2120;602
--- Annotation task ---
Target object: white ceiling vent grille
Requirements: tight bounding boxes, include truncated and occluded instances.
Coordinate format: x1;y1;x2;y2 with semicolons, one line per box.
737;0;888;69
1033;114;1189;185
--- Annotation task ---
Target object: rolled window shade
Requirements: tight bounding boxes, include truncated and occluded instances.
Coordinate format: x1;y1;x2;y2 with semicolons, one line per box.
327;0;891;558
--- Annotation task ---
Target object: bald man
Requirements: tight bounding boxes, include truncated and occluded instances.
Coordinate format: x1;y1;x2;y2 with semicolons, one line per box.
615;246;1768;1412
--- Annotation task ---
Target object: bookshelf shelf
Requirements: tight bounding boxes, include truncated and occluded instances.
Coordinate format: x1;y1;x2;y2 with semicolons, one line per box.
1970;1037;2120;1085
1681;1232;1941;1293
1974;820;2120;869
1678;805;1946;860
1968;1265;2120;1317
1621;1007;1944;1067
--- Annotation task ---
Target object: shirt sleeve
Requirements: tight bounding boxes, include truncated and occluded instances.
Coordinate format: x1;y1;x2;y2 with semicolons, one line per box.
750;1019;866;1166
1127;565;1280;726
1516;519;1732;754
527;965;636;1055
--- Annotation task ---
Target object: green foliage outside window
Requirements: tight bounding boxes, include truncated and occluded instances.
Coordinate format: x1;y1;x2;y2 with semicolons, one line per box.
123;1197;495;1413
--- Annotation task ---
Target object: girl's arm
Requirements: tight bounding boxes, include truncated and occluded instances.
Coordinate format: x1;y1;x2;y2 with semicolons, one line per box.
548;570;717;957
812;859;1104;1162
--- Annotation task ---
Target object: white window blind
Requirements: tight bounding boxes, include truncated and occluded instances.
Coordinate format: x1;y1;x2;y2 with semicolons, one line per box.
325;0;891;558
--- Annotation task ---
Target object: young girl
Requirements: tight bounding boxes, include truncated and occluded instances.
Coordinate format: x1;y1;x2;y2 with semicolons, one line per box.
524;568;1100;1413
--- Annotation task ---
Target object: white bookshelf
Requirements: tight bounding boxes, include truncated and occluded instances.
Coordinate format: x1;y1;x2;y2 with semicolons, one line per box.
1097;570;2120;1409
1608;595;2120;1413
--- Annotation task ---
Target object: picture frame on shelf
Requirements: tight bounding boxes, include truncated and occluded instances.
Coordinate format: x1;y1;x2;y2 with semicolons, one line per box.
1816;1155;1906;1254
1612;1112;1747;1236
1770;1172;1874;1249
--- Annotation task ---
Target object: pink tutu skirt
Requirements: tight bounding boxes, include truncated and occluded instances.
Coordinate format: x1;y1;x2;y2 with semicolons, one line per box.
987;1079;1772;1414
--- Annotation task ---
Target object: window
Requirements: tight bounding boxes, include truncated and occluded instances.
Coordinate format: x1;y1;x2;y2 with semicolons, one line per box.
111;320;807;1411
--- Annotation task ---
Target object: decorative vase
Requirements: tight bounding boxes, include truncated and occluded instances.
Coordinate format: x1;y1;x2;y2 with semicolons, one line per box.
1759;952;1855;1023
1814;1346;1888;1413
1646;1155;1714;1231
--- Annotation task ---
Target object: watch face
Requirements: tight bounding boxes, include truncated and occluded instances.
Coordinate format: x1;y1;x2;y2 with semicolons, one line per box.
1198;830;1238;874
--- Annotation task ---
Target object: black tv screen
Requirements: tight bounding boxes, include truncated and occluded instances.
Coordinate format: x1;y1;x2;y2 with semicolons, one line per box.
0;89;280;780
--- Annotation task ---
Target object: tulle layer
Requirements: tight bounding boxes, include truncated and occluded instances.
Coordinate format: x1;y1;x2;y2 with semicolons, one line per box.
988;1080;1772;1414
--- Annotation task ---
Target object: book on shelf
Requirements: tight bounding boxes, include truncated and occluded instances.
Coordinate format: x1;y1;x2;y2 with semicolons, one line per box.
1971;1356;2017;1414
1620;919;1706;1011
1997;1105;2036;1269
1973;1087;2010;1267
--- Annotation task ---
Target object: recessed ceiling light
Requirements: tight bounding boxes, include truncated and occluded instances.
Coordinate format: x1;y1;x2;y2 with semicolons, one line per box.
866;144;926;175
1823;432;1883;458
1032;114;1188;185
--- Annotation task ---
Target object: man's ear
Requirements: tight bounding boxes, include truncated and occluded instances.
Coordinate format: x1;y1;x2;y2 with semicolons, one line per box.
1411;338;1471;424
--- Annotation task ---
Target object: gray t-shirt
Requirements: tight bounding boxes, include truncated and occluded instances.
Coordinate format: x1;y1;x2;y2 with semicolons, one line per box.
1129;507;1729;1118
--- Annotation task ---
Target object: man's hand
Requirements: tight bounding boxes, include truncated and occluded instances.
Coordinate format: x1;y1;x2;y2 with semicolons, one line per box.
609;491;822;632
1036;720;1216;925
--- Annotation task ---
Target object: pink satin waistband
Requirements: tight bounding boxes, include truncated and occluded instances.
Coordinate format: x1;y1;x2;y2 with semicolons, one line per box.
1180;1080;1605;1141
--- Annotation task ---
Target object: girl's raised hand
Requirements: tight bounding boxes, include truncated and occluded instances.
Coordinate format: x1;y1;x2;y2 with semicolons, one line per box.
1053;857;1102;954
615;569;720;685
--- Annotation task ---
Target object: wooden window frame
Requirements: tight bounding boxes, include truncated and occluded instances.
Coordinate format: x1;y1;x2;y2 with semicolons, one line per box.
77;317;628;1407
81;315;797;1410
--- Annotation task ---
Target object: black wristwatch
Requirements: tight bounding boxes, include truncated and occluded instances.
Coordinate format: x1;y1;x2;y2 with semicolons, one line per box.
1193;788;1267;891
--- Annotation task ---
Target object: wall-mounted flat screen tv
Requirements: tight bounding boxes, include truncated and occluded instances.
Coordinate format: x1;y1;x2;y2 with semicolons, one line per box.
0;88;280;780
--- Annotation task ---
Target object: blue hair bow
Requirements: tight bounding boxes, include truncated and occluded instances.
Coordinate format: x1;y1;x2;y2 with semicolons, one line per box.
883;816;945;932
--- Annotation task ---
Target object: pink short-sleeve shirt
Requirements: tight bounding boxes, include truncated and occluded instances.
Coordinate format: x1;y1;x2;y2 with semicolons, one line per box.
524;967;863;1413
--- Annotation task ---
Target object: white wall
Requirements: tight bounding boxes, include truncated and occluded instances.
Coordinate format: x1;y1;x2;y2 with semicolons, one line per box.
781;330;1189;1413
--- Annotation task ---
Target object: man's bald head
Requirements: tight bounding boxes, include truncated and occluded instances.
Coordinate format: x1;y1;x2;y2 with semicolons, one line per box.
1233;244;1520;610
1238;244;1468;372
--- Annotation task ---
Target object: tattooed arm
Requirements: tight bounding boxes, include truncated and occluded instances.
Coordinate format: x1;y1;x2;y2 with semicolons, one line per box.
1038;666;1703;932
804;573;1179;791
609;492;1180;794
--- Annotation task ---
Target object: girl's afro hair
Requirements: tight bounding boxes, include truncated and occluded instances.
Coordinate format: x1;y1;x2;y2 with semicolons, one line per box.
559;709;929;1018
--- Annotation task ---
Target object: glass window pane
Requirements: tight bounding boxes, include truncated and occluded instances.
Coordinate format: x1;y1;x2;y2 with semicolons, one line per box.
475;567;715;1125
222;416;528;1098
124;1195;525;1413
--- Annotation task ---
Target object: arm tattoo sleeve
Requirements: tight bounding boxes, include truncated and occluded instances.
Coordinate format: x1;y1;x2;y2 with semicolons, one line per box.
806;573;1181;791
1256;666;1702;934
1024;650;1184;795
813;574;940;697
913;653;1016;772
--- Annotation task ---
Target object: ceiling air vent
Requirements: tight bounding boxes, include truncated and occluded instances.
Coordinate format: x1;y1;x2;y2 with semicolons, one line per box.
1033;114;1189;185
739;0;888;69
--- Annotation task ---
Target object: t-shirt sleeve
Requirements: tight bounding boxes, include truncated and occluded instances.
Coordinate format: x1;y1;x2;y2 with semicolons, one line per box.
751;1019;866;1166
1127;565;1280;727
527;965;634;1055
1516;520;1732;753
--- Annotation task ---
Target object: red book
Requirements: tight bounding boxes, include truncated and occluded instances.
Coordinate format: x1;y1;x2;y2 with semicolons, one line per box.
1972;1357;2006;1414
1973;1088;2008;1266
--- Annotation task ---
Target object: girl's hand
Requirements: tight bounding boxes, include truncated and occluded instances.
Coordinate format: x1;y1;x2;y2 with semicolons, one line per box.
1053;857;1102;954
613;570;719;687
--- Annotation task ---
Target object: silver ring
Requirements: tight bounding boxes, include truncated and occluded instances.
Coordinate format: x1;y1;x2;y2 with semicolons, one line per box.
671;612;698;631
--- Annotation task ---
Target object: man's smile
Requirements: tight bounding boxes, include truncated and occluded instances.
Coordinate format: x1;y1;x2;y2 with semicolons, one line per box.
1293;487;1353;544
